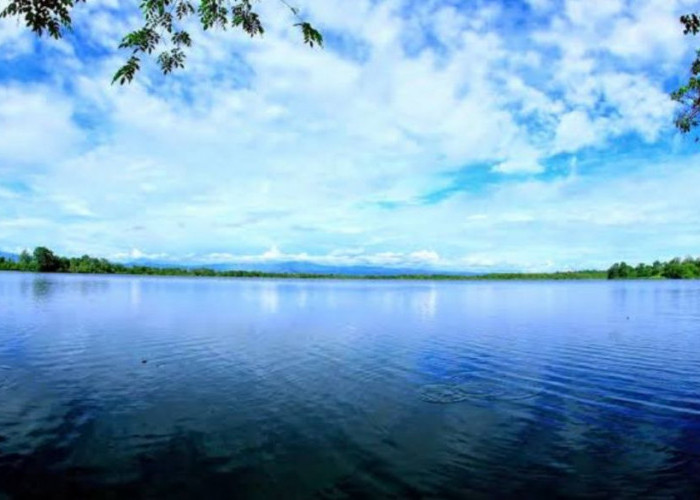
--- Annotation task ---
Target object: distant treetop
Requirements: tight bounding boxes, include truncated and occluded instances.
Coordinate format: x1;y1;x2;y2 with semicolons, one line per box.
608;257;700;280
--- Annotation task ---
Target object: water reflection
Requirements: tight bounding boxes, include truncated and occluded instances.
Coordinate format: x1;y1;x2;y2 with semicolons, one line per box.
31;278;54;299
412;284;437;320
1;274;700;497
20;275;111;301
130;279;142;308
295;286;308;309
18;276;59;300
259;282;279;314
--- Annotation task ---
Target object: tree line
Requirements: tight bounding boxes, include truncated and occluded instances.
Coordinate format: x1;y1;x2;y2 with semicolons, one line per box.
0;247;333;278
2;247;699;280
607;257;700;280
0;246;609;280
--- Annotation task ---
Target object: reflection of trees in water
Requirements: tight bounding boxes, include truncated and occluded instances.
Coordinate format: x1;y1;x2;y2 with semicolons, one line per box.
75;279;110;296
19;276;111;302
20;278;55;300
19;277;61;299
33;278;53;298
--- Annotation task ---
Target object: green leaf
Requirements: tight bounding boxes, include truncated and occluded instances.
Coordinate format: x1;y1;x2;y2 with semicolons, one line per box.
172;30;192;47
231;1;264;36
118;27;161;54
295;22;323;47
158;47;186;74
681;13;700;35
175;0;195;19
1;0;86;39
5;0;323;84
112;56;141;85
198;0;228;30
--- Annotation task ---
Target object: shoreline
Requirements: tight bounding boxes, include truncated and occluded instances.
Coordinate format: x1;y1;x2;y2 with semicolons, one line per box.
0;268;609;281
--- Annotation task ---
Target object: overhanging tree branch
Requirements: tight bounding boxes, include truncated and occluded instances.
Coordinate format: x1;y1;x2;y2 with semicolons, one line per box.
673;13;700;138
0;0;322;84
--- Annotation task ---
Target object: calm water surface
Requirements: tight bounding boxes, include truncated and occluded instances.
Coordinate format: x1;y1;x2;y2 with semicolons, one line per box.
1;273;700;498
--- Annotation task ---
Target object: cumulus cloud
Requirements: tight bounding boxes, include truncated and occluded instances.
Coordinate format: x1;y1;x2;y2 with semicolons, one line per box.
0;86;83;166
0;0;697;271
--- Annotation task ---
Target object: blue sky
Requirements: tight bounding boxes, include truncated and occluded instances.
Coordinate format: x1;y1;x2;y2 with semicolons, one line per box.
1;0;699;271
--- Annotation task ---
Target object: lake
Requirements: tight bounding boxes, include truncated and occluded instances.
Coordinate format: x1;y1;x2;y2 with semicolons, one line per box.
1;273;699;498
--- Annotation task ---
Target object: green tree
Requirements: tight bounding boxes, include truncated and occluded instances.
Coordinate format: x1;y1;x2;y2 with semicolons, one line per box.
33;246;61;272
617;262;633;279
18;249;34;271
672;13;700;136
0;0;322;84
663;257;684;279
634;263;650;278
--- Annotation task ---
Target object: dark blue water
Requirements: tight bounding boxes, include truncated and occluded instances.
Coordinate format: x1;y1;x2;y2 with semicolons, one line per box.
1;273;700;498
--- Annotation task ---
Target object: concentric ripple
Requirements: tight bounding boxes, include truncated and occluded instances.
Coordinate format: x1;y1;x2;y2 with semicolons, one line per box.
418;384;472;404
418;375;543;404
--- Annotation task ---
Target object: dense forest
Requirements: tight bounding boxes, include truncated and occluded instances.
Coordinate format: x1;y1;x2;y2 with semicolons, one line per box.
607;258;700;280
0;246;607;280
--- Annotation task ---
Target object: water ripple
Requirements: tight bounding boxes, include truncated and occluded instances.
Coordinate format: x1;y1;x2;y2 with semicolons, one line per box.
2;274;700;498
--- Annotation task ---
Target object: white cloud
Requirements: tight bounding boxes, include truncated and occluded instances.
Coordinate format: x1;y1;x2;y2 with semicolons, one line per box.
409;250;440;264
111;248;171;261
599;73;675;142
0;85;83;166
553;110;600;153
0;0;697;270
0;18;32;59
492;145;545;174
565;0;624;26
170;247;444;269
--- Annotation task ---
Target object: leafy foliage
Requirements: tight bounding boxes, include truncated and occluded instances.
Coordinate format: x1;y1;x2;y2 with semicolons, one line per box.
673;13;700;137
0;0;85;38
112;56;141;85
607;257;700;280
0;0;322;84
295;21;322;47
681;13;700;35
232;0;264;35
33;246;62;272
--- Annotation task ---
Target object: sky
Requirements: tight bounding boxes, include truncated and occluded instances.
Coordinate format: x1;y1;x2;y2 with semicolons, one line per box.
1;0;700;272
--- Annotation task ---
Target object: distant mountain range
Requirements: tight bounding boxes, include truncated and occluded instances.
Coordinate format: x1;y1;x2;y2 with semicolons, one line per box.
0;251;17;261
207;261;470;276
127;258;470;276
